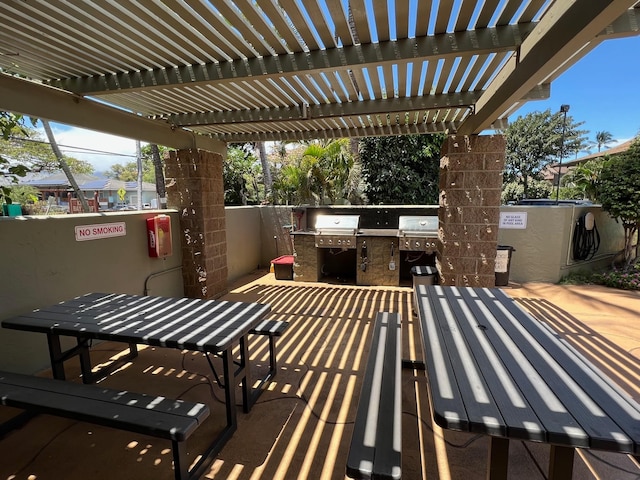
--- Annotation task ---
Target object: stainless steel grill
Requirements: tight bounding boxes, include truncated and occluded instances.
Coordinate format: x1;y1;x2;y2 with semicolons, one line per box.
314;214;360;249
398;216;439;251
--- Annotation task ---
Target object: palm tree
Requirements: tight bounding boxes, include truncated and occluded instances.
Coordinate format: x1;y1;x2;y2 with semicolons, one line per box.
594;131;616;152
562;159;604;201
301;139;356;204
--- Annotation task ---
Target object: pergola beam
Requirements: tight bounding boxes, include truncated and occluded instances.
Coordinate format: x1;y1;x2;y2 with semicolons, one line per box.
189;118;511;142
0;74;224;152
51;23;537;95
458;0;639;135
169;85;548;127
170;92;480;127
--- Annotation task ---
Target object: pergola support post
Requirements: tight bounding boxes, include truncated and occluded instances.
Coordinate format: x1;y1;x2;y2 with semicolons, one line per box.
165;148;228;299
437;135;506;288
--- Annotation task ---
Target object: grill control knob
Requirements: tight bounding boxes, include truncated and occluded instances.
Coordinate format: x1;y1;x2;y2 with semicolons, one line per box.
328;239;333;245
405;241;410;248
337;239;342;245
415;241;420;248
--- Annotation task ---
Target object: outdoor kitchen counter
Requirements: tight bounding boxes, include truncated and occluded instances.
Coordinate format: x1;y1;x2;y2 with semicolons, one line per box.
357;228;401;236
291;229;407;237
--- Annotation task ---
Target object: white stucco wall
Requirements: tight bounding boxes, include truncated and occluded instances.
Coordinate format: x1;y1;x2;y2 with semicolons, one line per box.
498;205;625;283
0;210;184;374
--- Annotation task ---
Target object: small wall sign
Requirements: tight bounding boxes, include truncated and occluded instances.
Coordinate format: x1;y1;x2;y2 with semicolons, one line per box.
499;212;528;229
75;222;127;241
495;250;510;272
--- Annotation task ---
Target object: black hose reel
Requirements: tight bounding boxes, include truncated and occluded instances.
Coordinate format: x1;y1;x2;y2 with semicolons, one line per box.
572;212;600;261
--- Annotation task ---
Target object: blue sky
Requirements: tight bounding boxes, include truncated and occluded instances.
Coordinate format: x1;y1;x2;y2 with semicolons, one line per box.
51;33;640;172
510;35;640;145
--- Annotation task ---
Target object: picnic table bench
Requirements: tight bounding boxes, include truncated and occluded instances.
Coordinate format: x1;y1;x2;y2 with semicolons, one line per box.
250;318;289;388
0;370;209;480
1;292;276;479
415;285;640;479
347;312;402;480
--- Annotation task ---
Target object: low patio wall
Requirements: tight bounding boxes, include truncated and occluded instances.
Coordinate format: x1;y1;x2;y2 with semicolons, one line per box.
498;205;625;283
0;204;627;373
226;205;293;283
0;210;184;374
0;206;293;374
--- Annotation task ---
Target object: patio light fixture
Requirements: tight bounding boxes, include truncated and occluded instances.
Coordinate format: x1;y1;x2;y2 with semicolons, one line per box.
555;104;570;203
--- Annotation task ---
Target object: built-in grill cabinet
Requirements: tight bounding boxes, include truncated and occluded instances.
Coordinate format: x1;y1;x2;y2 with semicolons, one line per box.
314;214;360;249
312;214;360;282
398;216;438;251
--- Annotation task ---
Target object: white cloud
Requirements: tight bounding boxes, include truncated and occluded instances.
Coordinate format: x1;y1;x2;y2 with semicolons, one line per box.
614;137;632;145
50;124;141;173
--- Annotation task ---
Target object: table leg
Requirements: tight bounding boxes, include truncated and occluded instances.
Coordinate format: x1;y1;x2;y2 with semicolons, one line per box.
78;338;93;383
246;333;280;408
487;437;509;480
47;334;66;380
188;347;238;479
222;347;237;428
79;340;139;384
549;445;574;480
239;335;251;413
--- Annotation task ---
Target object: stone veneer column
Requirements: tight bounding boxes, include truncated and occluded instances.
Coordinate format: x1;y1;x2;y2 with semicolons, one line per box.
165;148;228;299
438;135;505;287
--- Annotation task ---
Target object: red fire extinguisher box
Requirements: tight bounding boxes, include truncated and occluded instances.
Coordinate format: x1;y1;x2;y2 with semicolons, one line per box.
147;215;173;257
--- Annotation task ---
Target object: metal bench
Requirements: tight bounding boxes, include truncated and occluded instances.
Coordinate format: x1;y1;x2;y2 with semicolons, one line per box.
248;319;289;404
0;370;209;480
250;319;288;371
346;312;402;480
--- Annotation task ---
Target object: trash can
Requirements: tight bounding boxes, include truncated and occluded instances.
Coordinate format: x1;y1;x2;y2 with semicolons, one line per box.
411;265;438;287
495;245;515;287
411;266;438;312
271;255;294;280
2;204;22;217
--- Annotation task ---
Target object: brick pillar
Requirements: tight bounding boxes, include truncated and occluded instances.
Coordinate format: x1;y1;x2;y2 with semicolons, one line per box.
165;148;228;299
438;135;505;287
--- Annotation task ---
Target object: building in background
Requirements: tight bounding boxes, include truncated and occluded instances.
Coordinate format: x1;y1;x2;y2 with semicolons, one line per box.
21;173;158;210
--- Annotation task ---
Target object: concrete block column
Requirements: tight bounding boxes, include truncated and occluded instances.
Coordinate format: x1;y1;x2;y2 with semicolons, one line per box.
165;148;228;299
438;135;505;287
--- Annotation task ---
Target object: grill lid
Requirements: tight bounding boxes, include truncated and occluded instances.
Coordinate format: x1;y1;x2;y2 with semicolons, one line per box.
315;214;360;234
398;216;438;235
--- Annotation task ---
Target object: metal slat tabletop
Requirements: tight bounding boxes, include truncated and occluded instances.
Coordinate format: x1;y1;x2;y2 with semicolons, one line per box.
3;292;271;352
416;285;640;480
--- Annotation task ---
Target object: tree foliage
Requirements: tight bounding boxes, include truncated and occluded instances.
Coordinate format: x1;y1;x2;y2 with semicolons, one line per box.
501;179;552;204
359;134;444;205
598;136;640;267
0;112;30;203
1;114;94;204
271;139;360;205
501;109;588;198
106;158;154;183
561;159;604;202
1;124;93;174
224;145;262;205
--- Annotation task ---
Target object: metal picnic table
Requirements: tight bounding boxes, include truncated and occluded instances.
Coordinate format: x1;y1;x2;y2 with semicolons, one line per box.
415;285;640;479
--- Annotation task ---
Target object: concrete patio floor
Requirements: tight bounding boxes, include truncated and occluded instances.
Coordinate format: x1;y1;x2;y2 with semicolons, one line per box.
1;271;639;480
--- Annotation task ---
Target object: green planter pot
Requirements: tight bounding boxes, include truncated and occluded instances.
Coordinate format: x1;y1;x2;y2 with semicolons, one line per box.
2;204;22;217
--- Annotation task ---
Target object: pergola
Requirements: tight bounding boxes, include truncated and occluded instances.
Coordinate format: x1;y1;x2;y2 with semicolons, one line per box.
1;0;639;296
1;1;638;145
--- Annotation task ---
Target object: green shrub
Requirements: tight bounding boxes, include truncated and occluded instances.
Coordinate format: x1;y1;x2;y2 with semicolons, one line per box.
591;263;640;290
558;271;595;285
